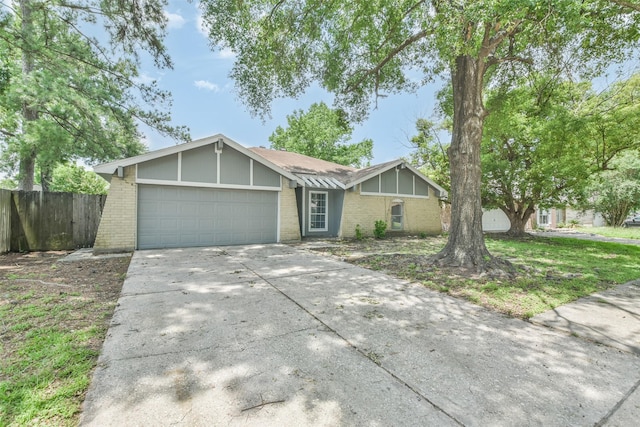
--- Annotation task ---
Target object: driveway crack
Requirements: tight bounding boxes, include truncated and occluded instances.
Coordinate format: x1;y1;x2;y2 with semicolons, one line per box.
242;262;465;426
594;376;640;426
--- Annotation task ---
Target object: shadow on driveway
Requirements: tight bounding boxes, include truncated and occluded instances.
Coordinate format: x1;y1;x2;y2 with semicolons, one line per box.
81;244;640;426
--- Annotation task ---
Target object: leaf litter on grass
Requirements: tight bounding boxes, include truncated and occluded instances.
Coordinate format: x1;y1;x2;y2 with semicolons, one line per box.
311;235;640;319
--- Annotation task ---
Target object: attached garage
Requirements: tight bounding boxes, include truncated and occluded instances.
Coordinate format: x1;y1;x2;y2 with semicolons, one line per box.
93;135;302;251
137;185;278;249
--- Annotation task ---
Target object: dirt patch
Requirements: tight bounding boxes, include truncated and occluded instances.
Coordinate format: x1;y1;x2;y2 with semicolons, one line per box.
0;250;131;425
1;251;130;353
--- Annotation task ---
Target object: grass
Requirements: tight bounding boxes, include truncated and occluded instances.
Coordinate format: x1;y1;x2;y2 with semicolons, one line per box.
575;226;640;240
321;235;640;319
0;291;107;426
0;254;130;426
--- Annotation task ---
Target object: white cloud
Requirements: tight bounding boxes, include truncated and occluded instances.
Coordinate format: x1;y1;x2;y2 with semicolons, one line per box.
196;12;210;37
216;47;236;59
133;73;157;85
194;80;220;92
164;11;186;29
195;8;235;59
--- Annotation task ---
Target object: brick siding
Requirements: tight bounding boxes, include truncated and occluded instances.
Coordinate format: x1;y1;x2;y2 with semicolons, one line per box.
339;187;442;238
93;166;137;252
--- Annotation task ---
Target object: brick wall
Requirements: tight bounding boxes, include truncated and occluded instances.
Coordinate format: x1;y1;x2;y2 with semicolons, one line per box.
93;166;137;253
279;182;301;242
339;187;442;238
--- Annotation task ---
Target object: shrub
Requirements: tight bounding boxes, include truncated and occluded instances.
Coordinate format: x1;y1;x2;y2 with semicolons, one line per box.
374;220;387;239
355;224;364;240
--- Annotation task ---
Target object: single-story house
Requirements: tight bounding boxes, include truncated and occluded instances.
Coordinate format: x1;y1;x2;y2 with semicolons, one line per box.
93;134;447;251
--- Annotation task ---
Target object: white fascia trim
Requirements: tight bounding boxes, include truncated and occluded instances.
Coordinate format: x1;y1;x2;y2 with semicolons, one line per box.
402;163;447;197
277;191;281;243
360;191;429;199
93;133;299;183
344;159;448;198
136;178;281;192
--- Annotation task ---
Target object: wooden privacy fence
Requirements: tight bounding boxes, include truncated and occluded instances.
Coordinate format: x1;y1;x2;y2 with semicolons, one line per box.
0;190;10;253
0;190;106;252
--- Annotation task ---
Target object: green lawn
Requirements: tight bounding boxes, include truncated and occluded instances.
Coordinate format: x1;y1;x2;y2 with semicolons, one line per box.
324;234;640;319
575;226;640;240
0;254;129;427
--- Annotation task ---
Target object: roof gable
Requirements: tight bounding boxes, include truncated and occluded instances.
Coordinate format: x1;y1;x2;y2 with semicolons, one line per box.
249;146;447;197
93;134;298;182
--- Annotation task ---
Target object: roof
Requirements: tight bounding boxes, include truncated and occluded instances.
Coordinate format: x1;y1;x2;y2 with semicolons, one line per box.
248;147;356;182
93;134;298;182
249;147;447;197
93;133;447;197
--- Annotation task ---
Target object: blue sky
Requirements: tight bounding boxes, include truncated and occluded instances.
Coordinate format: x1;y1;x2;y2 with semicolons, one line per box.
139;3;446;164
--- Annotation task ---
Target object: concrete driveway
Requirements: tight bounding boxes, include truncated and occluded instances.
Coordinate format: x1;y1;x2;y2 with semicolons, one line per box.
81;244;640;426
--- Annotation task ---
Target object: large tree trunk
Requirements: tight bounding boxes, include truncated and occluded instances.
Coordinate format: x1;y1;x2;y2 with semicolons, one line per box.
18;149;37;191
18;0;38;191
502;205;535;237
433;55;492;270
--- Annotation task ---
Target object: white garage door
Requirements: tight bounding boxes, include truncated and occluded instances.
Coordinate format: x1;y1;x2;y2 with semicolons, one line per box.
482;209;511;232
137;185;278;249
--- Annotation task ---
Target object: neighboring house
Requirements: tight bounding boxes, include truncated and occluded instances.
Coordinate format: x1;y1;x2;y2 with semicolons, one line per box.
482;206;605;232
482;209;511;232
529;207;604;228
93;134;447;251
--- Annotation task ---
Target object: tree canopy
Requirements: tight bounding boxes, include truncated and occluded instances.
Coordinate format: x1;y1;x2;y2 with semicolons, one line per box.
200;0;640;270
269;102;373;167
46;163;109;195
0;0;189;190
408;118;450;192
413;72;640;235
581;152;640;226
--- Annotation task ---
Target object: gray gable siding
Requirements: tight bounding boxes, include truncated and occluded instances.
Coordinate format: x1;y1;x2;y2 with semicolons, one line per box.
381;169;397;193
134;143;281;189
361;176;379;192
360;167;430;197
253;161;281;187
398;169;414;195
138;154;179;180
181;145;217;183
415;179;429;196
220;146;250;185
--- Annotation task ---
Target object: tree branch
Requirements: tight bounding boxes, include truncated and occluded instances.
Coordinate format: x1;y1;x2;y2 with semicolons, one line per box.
345;29;429;93
610;0;640;12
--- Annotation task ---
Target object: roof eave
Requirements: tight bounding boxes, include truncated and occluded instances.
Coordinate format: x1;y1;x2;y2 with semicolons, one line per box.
93;134;300;183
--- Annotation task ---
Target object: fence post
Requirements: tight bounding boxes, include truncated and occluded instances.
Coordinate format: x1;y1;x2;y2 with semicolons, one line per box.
0;189;10;253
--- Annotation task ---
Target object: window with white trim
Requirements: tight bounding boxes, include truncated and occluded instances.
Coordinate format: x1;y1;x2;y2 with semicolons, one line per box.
537;209;550;227
391;203;403;230
309;191;328;231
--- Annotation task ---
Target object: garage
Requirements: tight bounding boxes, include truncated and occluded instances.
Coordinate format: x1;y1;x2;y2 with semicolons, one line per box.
482;209;511;232
137;185;278;249
92;135;304;252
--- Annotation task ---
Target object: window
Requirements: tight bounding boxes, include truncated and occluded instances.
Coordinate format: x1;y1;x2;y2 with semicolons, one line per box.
309;191;328;231
391;203;403;230
538;209;550;227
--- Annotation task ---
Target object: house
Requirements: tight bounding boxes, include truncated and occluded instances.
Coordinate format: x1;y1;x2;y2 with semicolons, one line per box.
481;206;605;233
92;134;447;251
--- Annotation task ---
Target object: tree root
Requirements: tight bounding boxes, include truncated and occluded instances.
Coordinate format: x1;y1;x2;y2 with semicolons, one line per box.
428;251;518;279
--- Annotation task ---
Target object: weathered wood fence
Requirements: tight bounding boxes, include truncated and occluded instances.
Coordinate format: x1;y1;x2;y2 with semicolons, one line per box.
0;190;10;253
0;190;106;252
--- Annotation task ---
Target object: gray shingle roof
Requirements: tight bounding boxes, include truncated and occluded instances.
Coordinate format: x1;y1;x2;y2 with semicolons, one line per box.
248;147;356;182
248;146;447;197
